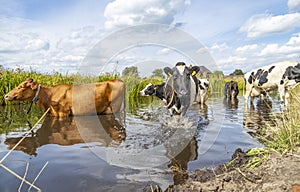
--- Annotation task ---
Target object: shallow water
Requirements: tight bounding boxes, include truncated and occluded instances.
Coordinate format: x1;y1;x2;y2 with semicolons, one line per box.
0;96;281;191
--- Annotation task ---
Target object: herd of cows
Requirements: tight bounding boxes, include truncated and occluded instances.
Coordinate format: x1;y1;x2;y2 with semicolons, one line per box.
140;60;300;115
3;60;300;117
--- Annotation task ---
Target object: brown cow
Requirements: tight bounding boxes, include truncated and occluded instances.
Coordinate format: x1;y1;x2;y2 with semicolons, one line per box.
4;78;125;117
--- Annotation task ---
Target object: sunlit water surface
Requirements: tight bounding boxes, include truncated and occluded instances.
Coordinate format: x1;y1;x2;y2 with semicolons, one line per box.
0;96;281;191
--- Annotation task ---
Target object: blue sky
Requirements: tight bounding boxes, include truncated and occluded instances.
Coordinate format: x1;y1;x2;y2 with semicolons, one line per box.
0;0;300;76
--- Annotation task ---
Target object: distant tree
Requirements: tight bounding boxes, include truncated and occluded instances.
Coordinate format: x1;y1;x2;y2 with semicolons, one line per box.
229;69;244;76
212;70;224;78
151;69;165;78
122;66;139;78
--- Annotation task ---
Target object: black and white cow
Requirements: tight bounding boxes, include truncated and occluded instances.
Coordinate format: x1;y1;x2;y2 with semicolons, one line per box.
244;61;300;108
195;78;210;106
140;82;182;114
163;62;200;115
223;81;239;99
140;83;165;100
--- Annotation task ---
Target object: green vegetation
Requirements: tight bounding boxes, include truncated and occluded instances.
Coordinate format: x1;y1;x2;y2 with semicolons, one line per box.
0;104;43;134
229;69;244;76
242;87;300;169
1;67;299;159
208;71;225;97
265;90;300;154
224;76;245;94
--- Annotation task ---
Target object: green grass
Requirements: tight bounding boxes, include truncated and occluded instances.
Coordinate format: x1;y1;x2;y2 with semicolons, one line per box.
243;87;300;169
265;89;300;154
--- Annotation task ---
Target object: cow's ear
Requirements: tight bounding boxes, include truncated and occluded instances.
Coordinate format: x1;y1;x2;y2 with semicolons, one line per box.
26;78;34;83
190;66;200;76
30;82;38;90
164;67;173;76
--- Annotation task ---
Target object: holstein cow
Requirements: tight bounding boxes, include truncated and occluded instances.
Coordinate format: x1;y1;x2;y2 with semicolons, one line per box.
223;81;239;99
4;78;125;117
194;78;210;106
140;82;182;114
163;62;200;115
244;61;300;108
140;83;166;101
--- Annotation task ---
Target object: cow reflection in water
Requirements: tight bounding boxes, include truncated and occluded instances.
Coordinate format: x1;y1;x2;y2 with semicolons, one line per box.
223;97;239;110
243;99;275;131
166;136;198;185
5;114;126;156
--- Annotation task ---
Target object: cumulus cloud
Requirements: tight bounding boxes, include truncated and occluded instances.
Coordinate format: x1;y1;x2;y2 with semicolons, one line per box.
288;0;300;11
0;15;107;74
25;39;50;51
210;43;229;52
239;13;300;38
104;0;190;29
260;42;300;56
235;44;258;52
286;32;300;45
218;56;246;65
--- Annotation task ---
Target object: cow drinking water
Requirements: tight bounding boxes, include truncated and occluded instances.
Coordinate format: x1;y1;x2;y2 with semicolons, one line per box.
223;81;239;99
244;61;300;109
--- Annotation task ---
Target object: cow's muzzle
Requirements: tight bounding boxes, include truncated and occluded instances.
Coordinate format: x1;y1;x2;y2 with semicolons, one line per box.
4;94;17;101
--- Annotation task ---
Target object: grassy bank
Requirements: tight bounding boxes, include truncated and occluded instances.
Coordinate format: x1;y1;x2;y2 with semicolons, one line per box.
266;87;300;154
245;86;300;169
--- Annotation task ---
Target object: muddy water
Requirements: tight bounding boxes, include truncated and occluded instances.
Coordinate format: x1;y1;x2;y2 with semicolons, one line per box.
0;96;280;191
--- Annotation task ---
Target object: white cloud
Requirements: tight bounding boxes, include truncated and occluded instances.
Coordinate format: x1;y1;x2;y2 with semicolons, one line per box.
288;0;300;11
210;43;229;52
218;56;246;64
157;47;171;55
235;44;258;52
260;42;300;56
286;32;300;45
0;15;107;74
239;13;300;38
25;39;50;51
104;0;190;29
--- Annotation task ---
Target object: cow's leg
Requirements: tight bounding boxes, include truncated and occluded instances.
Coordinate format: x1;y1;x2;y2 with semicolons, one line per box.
278;85;286;109
284;90;290;108
244;84;253;109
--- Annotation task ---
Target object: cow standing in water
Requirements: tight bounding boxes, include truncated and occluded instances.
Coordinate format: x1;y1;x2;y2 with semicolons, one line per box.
224;81;239;99
244;61;300;109
163;62;200;115
223;81;239;109
194;78;210;107
4;78;125;117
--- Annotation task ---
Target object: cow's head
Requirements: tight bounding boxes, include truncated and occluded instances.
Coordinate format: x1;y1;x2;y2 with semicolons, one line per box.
4;78;39;101
140;83;155;96
164;62;200;115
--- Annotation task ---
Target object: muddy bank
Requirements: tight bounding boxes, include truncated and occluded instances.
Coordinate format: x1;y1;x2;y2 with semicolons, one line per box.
168;148;300;192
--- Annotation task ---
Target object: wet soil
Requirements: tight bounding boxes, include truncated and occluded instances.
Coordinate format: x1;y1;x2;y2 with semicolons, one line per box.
168;148;300;192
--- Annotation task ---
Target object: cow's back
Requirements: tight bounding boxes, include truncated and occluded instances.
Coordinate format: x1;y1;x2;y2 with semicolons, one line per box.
247;61;298;90
72;80;125;115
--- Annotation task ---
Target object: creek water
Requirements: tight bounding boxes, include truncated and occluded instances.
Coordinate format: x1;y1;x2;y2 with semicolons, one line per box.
0;96;280;191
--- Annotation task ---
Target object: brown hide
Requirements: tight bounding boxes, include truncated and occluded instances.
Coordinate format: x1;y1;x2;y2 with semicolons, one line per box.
4;78;125;117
